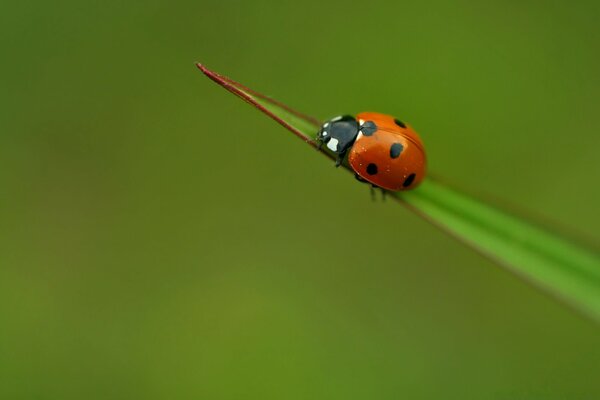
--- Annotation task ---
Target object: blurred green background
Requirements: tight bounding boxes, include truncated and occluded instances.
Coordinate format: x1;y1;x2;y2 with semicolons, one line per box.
1;0;599;398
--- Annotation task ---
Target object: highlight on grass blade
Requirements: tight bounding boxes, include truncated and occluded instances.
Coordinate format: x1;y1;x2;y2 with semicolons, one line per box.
196;63;600;323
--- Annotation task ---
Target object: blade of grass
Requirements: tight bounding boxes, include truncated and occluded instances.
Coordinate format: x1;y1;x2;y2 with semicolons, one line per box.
196;63;600;322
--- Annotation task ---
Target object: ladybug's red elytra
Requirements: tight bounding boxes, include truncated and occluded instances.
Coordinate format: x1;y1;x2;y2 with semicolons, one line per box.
316;112;426;191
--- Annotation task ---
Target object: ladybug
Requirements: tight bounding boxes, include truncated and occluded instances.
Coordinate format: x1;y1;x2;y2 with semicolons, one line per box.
316;112;426;191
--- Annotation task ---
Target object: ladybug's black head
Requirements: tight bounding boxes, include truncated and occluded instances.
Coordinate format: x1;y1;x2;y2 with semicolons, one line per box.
317;115;359;155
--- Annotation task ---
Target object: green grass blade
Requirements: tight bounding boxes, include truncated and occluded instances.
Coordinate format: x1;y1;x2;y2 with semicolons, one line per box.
197;64;600;322
397;180;600;320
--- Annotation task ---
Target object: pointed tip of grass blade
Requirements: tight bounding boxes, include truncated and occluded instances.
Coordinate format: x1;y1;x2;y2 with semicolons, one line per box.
196;63;221;85
195;63;233;90
195;63;208;76
195;63;324;150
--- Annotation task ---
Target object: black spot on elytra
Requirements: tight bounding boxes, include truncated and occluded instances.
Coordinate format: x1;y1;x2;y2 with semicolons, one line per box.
360;121;377;136
403;173;416;187
366;163;378;175
394;118;406;128
390;143;404;158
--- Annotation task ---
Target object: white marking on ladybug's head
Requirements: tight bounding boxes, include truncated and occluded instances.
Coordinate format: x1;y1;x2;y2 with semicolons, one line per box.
332;115;343;122
321;129;328;137
359;119;365;125
326;138;339;152
323;122;329;128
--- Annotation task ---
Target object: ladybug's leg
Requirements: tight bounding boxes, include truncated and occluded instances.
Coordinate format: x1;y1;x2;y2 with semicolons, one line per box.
335;151;346;168
358;178;388;202
315;131;330;150
354;173;377;201
354;173;368;183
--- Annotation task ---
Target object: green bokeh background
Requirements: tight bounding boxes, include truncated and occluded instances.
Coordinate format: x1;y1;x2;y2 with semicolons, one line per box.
2;1;599;398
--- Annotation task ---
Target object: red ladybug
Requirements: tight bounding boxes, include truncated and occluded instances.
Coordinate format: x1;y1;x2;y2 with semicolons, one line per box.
316;112;426;191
